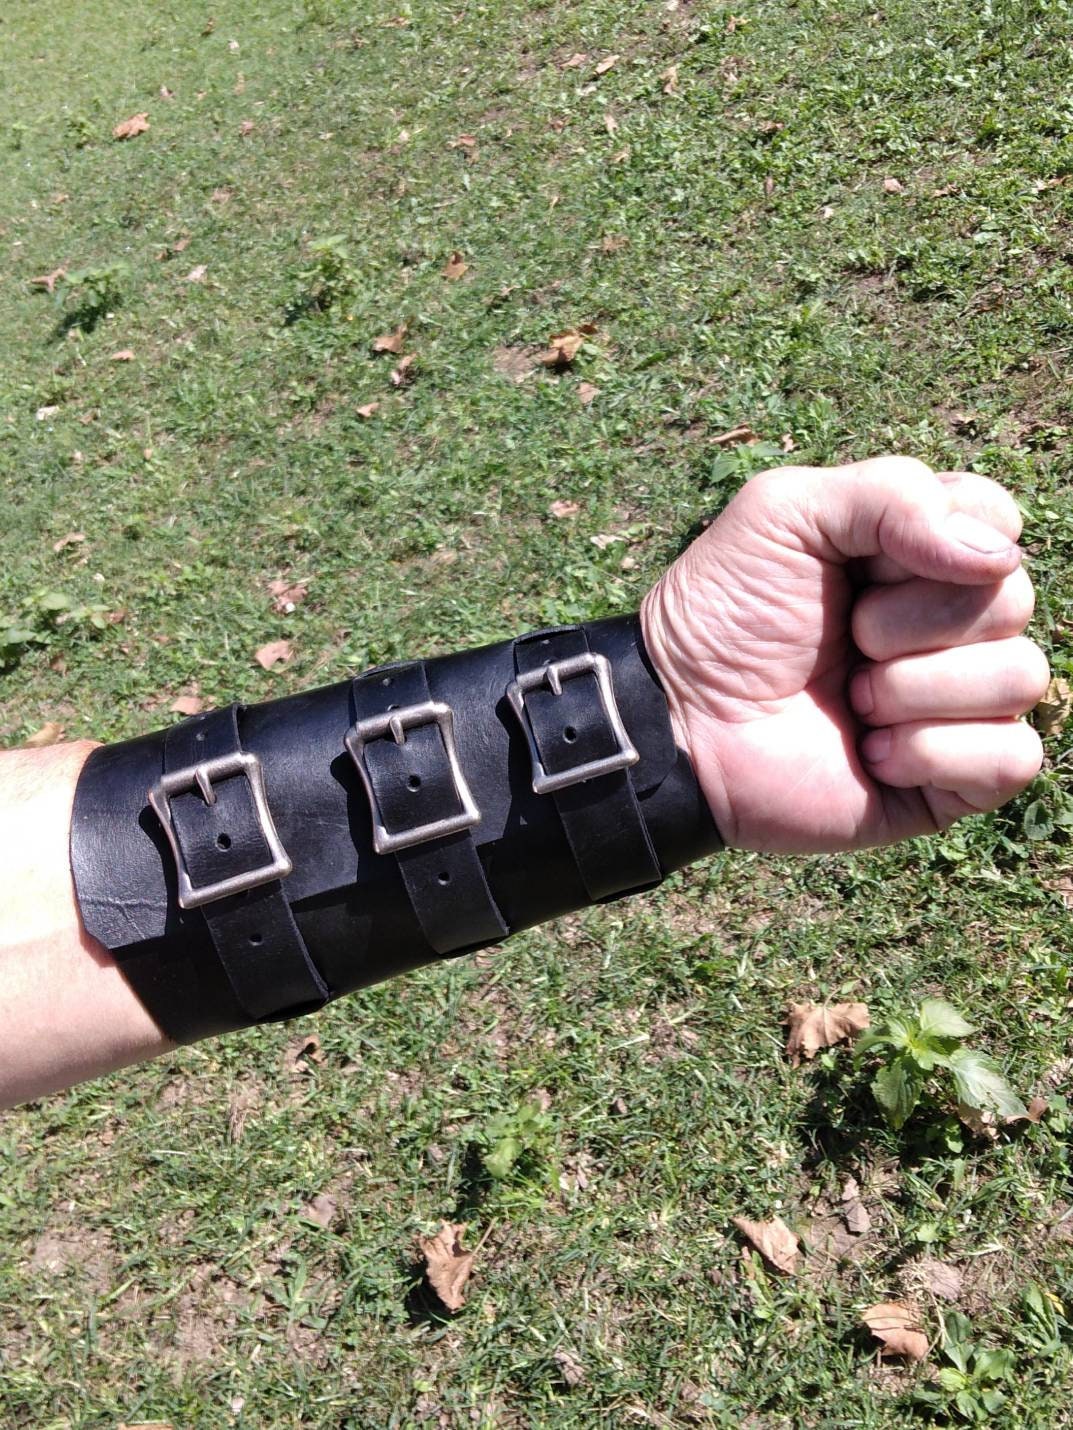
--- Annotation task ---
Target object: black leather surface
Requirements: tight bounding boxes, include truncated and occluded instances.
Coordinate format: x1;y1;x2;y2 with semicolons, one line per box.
70;613;723;1044
512;628;662;901
349;661;508;955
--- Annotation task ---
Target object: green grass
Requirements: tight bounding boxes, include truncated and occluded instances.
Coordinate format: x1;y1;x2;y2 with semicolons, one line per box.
1;0;1072;1424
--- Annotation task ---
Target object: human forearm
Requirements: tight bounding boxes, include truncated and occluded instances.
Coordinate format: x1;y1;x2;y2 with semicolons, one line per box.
0;742;173;1108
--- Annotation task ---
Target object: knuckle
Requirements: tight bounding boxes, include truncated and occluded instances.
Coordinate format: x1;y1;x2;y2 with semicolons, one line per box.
998;567;1036;630
854;454;934;488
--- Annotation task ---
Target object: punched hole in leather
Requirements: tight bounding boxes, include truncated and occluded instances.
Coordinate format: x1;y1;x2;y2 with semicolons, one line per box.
159;705;330;1021
512;627;662;901
348;662;508;956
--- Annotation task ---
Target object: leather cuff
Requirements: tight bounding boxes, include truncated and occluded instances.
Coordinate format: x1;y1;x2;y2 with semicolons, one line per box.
70;613;722;1044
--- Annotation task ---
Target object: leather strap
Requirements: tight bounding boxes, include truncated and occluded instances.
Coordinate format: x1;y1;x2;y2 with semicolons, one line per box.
349;663;508;956
512;627;662;901
161;706;330;1021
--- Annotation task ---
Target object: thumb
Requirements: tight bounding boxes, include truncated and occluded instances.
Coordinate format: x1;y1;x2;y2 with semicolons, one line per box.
784;455;1022;585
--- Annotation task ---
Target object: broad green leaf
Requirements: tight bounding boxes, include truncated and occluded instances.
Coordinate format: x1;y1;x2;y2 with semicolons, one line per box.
947;1047;1027;1120
980;1389;1007;1414
939;1366;968;1392
918;998;974;1040
872;1055;924;1129
484;1135;522;1180
955;1390;984;1422
974;1348;1014;1382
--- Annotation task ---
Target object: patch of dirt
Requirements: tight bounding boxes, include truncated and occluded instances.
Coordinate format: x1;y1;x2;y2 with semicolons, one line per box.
492;344;543;383
28;1224;115;1291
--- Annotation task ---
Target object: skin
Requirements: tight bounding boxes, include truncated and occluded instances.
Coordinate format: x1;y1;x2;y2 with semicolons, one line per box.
0;457;1049;1107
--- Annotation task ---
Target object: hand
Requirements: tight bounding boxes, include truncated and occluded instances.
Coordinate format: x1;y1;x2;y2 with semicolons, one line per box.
641;456;1049;853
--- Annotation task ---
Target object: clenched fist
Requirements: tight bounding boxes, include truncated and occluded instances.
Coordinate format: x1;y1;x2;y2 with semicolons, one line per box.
641;456;1049;853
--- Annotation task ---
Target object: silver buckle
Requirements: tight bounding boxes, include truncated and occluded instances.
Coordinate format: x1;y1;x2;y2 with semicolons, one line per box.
507;651;640;795
345;700;480;855
147;751;293;910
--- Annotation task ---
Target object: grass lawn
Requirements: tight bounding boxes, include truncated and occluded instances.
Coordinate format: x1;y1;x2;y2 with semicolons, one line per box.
1;0;1072;1423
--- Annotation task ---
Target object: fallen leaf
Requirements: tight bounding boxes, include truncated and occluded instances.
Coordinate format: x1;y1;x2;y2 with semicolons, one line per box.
841;1177;871;1235
1006;1094;1048;1125
1036;677;1072;738
604;112;618;136
600;234;628;254
443;251;469;280
300;1192;338;1229
29;265;66;294
957;1102;998;1140
594;53;619;75
549;499;581;519
447;134;477;149
22;721;64;749
786;1001;870;1065
578;381;599;405
356;401;381;418
160;85;175;99
52;531;86;552
169;695;206;716
210;186;232;204
239;119;255;136
554;1349;586;1386
113;113;150;141
610;145;631;163
591;533;620;549
861;1301;928;1360
268;578;308;614
661;63;679;94
255;639;293;670
561;52;588;69
883;176;904;194
919;1258;963;1301
781;432;796;452
419;1222;475;1312
390;353;415;387
712;424;761;447
372;321;408;354
540;328;589;368
283;1033;324;1072
764;175;775;196
732;1215;800;1274
110;349;135;362
35;405;60;421
184;264;207;283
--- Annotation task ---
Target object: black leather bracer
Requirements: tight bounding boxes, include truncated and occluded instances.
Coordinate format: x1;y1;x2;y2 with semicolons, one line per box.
70;614;722;1045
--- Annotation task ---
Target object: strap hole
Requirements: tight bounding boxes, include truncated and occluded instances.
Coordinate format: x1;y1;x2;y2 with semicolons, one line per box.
408;774;421;791
216;833;232;850
248;931;263;946
563;726;577;743
437;871;451;885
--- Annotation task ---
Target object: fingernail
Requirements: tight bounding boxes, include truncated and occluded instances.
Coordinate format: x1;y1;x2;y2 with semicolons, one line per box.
861;727;892;763
849;668;874;716
944;511;1015;556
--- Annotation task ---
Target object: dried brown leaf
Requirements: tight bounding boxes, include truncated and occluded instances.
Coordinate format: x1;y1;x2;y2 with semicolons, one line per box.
661;63;679;94
356;401;381;419
841;1177;871;1235
600;234;628;254
578;381;599;405
957;1102;998;1140
301;1192;338;1228
919;1258;963;1302
29;265;66;294
390;353;415;387
861;1302;928;1360
610;145;631;163
373;322;408;355
549;499;581;519
786;1001;870;1065
419;1221;475;1311
254;639;293;670
442;251;469;280
732;1215;800;1274
554;1349;586;1386
22;721;65;749
113;113;150;140
604;112;618;136
1036;677;1072;738
110;349;135;362
882;176;904;194
268;578;308;614
170;694;206;716
594;53;619;75
52;531;86;553
1005;1094;1048;1125
540;329;587;368
561;51;588;69
239;119;255;136
447;134;477;149
712;424;761;447
160;85;175;99
184;264;208;283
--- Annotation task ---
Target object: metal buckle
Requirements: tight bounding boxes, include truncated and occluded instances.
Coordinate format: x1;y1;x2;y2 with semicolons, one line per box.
147;751;293;910
345;700;480;855
507;651;640;795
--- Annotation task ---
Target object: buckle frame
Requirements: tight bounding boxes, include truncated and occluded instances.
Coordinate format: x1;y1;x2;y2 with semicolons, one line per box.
345;699;481;855
148;750;293;910
507;651;640;795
